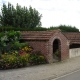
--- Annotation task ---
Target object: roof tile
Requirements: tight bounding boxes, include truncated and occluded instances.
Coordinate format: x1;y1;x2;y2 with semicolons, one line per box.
21;30;60;41
63;32;80;44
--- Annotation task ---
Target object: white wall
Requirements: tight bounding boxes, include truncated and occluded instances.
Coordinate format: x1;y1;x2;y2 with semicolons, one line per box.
69;48;80;58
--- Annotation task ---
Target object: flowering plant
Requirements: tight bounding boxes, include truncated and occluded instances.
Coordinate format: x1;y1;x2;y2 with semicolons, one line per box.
0;31;47;69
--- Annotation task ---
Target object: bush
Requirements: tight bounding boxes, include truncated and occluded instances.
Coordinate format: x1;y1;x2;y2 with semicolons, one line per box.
19;54;30;66
0;51;46;69
0;54;30;69
0;30;21;54
0;26;47;31
29;51;46;65
0;30;47;69
0;55;18;69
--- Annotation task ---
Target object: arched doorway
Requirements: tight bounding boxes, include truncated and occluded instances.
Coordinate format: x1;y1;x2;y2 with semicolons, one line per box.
53;39;61;61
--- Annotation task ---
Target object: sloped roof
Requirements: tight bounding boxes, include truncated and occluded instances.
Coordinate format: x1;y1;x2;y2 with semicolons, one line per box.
63;32;80;44
21;30;60;41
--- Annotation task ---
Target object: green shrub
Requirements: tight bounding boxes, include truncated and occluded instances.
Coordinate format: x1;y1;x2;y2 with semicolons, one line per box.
0;50;47;69
29;51;46;65
12;41;28;50
0;31;30;54
19;54;30;66
0;30;47;69
0;54;30;69
0;26;47;31
54;50;59;57
0;31;21;54
0;55;18;69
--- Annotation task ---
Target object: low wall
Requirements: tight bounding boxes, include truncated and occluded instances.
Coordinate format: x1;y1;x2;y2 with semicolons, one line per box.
69;48;80;58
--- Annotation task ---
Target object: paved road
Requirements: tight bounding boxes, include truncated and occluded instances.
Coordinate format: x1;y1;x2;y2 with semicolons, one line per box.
53;69;80;80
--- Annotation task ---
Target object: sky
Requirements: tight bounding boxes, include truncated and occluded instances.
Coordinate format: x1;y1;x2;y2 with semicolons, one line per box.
0;0;80;30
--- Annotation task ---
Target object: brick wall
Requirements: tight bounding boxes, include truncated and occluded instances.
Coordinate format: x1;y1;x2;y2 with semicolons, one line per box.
25;41;49;61
21;31;69;63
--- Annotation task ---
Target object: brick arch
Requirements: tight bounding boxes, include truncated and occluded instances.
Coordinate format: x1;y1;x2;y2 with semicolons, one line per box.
47;32;69;63
47;36;62;63
53;39;61;61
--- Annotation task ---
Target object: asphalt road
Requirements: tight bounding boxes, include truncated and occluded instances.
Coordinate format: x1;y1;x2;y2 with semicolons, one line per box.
53;69;80;80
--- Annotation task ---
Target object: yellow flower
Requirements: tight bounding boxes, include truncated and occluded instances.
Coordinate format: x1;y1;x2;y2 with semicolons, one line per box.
22;48;24;50
39;56;44;59
15;51;18;53
4;52;8;55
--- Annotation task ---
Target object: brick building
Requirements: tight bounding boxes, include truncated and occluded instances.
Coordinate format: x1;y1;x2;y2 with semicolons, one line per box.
21;30;80;63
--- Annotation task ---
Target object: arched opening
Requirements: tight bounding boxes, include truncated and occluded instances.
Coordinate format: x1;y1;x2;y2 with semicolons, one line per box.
53;39;61;61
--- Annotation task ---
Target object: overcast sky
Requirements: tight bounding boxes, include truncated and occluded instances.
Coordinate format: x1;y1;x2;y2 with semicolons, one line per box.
0;0;80;30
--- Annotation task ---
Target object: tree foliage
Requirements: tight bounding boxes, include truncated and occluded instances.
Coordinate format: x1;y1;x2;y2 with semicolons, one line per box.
0;3;42;28
49;25;79;32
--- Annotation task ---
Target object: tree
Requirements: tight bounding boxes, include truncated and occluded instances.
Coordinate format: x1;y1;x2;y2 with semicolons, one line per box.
48;25;79;32
58;25;79;32
0;3;42;28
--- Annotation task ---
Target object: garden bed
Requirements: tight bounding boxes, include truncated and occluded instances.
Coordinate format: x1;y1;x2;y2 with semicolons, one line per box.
0;31;47;69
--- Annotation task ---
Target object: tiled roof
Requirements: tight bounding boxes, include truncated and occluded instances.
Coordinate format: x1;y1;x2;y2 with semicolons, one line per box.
62;32;80;44
21;30;60;41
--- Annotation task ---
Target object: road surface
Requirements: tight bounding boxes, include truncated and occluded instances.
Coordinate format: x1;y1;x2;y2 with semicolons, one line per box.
53;69;80;80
